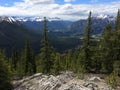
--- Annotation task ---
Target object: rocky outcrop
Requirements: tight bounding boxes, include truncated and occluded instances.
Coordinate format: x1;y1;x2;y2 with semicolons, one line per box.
13;72;115;90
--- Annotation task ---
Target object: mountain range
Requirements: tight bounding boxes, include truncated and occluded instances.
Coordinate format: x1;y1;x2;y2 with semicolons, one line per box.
0;14;115;34
0;18;41;56
67;14;115;35
0;16;73;32
0;15;116;55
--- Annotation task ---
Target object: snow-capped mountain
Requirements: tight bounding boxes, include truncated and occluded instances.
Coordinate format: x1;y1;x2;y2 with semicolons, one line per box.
0;16;72;31
0;16;17;23
68;14;115;35
0;16;62;22
0;15;115;33
94;14;115;21
0;14;115;23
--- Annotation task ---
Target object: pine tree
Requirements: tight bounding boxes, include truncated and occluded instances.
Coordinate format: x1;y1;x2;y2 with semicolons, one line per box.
100;24;113;73
91;44;102;72
115;9;120;31
109;9;120;74
53;53;62;75
24;40;36;75
40;17;53;74
31;50;36;74
112;9;120;63
0;49;13;90
78;11;93;72
18;40;36;76
77;53;86;79
17;50;26;77
10;48;19;71
65;49;72;70
113;61;120;75
71;49;80;72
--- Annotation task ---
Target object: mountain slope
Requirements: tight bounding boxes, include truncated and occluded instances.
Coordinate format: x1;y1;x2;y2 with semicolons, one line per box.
0;19;80;55
0;15;115;35
67;15;115;34
0;15;116;55
0;16;72;32
22;20;72;32
0;20;41;55
0;21;40;42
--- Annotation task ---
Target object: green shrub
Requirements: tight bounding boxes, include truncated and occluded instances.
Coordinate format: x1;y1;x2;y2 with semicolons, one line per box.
107;71;119;88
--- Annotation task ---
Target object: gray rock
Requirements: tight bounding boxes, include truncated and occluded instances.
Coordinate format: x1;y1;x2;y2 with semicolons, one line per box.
83;82;98;90
88;77;103;82
13;72;113;90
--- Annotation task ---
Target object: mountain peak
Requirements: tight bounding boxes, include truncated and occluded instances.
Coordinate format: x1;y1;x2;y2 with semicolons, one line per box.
0;16;63;22
96;14;109;19
94;14;115;20
0;16;16;23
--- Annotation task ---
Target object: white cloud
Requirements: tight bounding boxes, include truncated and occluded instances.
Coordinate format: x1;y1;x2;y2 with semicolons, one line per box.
24;0;54;4
0;0;120;21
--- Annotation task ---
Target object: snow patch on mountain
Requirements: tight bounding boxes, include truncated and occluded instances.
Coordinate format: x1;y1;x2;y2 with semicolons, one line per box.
0;16;63;23
0;16;17;23
0;15;115;24
13;16;62;22
95;14;115;21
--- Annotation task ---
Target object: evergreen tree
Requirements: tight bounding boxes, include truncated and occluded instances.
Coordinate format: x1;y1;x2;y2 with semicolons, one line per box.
91;44;102;72
109;9;120;75
53;53;62;75
78;11;93;72
10;48;19;71
18;40;36;76
71;49;80;72
77;53;86;79
17;50;26;77
0;49;13;90
113;61;120;75
100;24;113;73
31;50;36;74
40;17;53;74
24;40;36;75
112;9;120;64
115;9;120;31
65;49;72;70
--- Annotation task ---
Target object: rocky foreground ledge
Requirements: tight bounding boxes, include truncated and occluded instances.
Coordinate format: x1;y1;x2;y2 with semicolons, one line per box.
13;72;119;90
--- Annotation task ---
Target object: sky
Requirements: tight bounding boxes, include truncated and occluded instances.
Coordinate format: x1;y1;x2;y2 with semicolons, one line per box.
0;0;120;20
